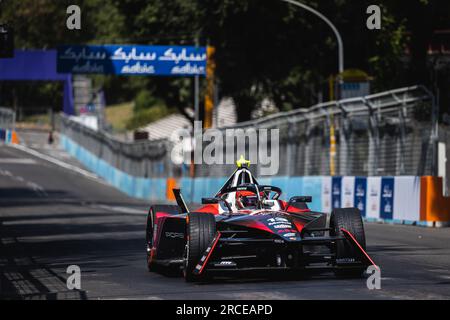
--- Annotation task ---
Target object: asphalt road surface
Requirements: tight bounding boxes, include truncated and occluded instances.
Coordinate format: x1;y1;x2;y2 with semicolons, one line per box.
1;142;450;300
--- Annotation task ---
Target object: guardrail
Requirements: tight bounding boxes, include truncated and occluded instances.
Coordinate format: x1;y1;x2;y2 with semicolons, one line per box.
195;85;435;178
59;115;175;178
60;85;436;180
58;85;450;226
58;134;450;226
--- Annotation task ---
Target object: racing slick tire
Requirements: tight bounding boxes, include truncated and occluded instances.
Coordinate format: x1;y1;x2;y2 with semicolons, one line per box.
146;205;181;272
330;208;366;278
183;212;216;282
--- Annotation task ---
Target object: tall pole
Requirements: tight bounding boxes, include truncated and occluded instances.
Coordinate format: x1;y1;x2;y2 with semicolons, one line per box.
194;75;199;121
281;0;344;176
280;0;344;92
204;46;215;129
194;37;200;122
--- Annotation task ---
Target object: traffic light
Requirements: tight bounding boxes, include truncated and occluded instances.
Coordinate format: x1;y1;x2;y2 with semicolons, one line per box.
0;24;14;58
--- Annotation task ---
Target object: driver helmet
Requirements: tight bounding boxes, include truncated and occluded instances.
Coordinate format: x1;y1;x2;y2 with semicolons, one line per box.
236;191;258;210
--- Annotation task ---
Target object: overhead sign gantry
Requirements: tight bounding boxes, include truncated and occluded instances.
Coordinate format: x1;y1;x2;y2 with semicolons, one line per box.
57;45;207;76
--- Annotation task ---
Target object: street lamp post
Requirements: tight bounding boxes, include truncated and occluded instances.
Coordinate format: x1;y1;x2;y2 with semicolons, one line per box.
280;0;344;94
281;0;344;176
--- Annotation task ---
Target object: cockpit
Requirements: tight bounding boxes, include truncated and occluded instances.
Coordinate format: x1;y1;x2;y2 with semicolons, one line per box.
212;162;282;213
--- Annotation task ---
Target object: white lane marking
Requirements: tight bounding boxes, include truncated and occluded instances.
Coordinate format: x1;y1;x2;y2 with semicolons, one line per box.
26;181;48;197
427;269;450;273
0;158;37;164
0;169;12;177
0;168;48;197
90;204;147;215
8;143;109;186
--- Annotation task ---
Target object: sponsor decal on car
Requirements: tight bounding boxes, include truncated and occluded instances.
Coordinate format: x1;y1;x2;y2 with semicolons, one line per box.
267;217;292;229
276;228;297;234
282;233;296;237
165;232;184;239
273;224;292;229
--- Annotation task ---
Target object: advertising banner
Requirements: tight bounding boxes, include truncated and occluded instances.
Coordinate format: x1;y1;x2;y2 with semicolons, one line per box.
331;176;342;209
366;177;381;219
380;177;395;219
341;176;355;208
321;176;332;213
354;177;367;216
393;176;421;221
57;45;207;76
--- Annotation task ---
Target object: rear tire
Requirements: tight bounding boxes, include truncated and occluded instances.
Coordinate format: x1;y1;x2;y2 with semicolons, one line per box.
146;205;181;272
183;212;216;282
330;208;366;278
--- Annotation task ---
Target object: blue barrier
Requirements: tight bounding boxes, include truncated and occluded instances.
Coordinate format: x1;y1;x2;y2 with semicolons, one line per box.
0;129;14;143
60;134;166;201
60;134;425;224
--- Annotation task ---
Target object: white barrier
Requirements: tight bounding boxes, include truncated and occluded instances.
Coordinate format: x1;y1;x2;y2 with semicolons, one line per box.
319;175;423;224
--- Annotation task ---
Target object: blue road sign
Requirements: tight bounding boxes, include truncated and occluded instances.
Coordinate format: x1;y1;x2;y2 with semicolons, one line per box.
57;45;207;76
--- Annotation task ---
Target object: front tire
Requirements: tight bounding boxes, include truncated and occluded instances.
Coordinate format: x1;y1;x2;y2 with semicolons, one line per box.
330;208;366;278
183;212;216;282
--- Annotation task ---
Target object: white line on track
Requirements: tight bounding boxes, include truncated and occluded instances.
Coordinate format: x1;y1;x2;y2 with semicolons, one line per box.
0;168;48;197
4;144;149;215
90;204;147;215
0;158;37;164
8;143;109;186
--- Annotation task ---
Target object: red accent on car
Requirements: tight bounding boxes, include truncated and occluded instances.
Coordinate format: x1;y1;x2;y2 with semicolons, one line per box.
155;212;172;220
196;204;220;214
153;216;168;249
235;220;274;234
341;228;379;270
293;220;306;232
279;200;311;213
149;248;156;264
198;232;222;274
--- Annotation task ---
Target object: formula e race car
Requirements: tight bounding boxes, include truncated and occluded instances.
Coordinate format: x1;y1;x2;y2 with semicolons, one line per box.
146;157;377;282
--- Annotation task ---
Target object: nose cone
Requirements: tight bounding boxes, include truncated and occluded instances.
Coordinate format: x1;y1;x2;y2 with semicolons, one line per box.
226;211;301;240
261;214;301;241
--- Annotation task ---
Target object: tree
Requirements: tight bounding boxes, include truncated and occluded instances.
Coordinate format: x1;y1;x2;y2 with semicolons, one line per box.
1;0;448;122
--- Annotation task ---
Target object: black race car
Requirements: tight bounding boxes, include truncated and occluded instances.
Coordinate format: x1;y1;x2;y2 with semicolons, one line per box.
146;159;377;282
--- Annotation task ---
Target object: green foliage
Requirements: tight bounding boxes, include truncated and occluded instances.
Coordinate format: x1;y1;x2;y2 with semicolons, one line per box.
1;0;449;122
134;90;159;112
126;104;173;130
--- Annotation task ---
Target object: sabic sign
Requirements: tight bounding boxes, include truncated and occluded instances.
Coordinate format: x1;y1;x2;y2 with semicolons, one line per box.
57;45;207;76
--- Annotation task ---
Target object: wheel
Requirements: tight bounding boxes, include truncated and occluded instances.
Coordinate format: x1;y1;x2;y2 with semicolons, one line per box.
183;212;216;282
146;205;181;272
330;208;366;278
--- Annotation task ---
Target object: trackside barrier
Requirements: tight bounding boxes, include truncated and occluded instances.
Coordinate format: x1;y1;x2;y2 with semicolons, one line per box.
0;129;19;144
420;177;450;227
60;135;166;201
60;134;450;227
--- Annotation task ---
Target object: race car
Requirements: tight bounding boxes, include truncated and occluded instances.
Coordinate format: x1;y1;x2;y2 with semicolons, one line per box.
146;157;377;282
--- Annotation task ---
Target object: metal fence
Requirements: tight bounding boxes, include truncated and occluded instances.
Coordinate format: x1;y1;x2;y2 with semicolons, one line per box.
59;115;174;178
60;85;444;182
195;86;437;178
0;107;15;130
